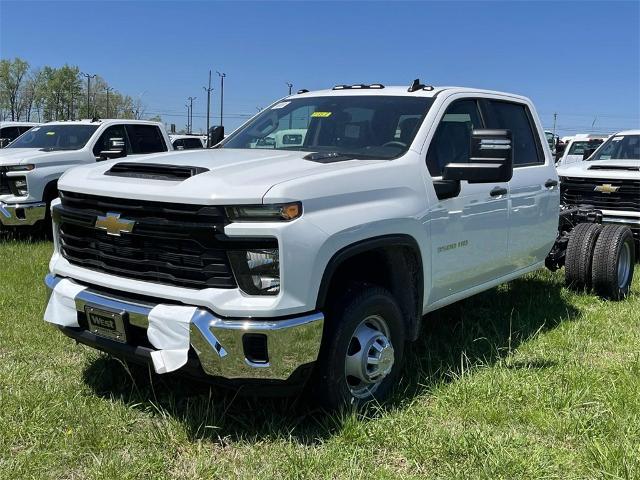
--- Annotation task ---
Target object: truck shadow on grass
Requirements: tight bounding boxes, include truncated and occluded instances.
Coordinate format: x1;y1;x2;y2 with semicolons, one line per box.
82;273;579;445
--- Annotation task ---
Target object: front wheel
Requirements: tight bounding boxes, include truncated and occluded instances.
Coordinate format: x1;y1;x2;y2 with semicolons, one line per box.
312;285;405;410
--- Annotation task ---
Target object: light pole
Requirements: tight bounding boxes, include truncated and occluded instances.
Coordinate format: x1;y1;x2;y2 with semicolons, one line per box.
203;70;213;146
187;96;196;134
216;71;226;127
286;82;293;128
185;104;190;132
105;86;114;118
81;72;96;118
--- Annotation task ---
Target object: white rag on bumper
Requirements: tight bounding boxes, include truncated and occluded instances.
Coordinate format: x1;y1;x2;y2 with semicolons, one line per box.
44;278;88;327
147;304;197;374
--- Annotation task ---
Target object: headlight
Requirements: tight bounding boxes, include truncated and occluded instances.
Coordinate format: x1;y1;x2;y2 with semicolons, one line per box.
225;202;301;222
6;164;35;172
8;176;28;196
228;248;280;295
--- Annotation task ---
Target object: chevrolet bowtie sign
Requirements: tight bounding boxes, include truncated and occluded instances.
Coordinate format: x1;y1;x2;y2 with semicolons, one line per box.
95;212;135;236
594;184;620;194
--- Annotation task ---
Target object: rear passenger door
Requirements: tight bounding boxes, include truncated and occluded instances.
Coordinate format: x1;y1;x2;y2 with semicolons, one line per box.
481;99;559;270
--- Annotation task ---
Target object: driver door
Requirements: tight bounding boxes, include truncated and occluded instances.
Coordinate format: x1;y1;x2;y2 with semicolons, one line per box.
424;97;511;303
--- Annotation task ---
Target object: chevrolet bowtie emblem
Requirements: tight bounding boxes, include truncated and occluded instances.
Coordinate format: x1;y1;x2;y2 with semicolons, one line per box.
594;184;620;194
95;212;135;236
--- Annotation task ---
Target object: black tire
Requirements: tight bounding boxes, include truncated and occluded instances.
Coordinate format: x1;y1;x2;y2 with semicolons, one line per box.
591;225;635;300
312;285;406;410
565;223;603;291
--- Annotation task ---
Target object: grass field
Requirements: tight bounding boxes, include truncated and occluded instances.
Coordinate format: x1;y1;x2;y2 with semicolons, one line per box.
1;237;639;479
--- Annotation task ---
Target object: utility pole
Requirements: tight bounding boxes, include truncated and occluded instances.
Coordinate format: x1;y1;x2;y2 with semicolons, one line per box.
203;70;213;146
185;104;190;133
187;96;196;134
81;72;96;118
216;71;226;127
105;86;114;118
286;82;294;128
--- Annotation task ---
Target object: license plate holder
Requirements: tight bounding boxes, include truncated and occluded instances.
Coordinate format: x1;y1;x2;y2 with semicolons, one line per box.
85;306;128;343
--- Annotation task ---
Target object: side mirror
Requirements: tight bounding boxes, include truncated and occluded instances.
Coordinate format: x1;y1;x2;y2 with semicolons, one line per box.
0;138;10;148
208;126;224;147
582;146;597;160
100;137;127;160
443;129;513;184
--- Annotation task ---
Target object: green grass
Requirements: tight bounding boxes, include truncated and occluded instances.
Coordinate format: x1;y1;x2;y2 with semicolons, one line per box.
1;237;639;479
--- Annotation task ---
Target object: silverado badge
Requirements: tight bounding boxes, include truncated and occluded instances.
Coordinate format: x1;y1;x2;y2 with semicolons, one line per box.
594;184;620;194
95;212;135;236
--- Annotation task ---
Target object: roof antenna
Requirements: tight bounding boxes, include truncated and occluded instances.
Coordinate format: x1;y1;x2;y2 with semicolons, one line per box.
91;116;101;122
408;78;426;92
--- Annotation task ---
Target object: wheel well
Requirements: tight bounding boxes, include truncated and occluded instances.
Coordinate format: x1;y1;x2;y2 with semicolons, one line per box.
317;236;423;341
42;180;59;203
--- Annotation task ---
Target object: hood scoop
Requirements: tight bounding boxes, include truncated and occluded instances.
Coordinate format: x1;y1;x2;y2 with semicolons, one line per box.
105;162;209;181
588;165;640;172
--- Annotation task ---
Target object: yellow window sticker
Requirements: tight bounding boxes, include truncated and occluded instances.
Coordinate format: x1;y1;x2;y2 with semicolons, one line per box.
311;111;332;118
46;131;56;135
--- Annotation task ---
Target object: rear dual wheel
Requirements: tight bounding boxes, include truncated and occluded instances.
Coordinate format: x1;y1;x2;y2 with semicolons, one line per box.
565;223;635;300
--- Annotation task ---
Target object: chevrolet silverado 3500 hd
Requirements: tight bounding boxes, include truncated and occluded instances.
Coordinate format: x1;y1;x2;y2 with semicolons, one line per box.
43;82;635;408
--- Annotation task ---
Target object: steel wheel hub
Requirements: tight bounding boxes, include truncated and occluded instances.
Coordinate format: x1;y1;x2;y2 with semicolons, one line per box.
345;315;394;398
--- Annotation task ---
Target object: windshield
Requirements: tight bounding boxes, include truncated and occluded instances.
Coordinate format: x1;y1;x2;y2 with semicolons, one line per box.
222;95;434;159
7;124;99;150
590;134;640;161
567;139;604;156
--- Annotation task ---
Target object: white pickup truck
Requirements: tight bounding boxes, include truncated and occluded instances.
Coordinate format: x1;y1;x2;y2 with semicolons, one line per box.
43;83;635;408
557;129;640;247
0;121;40;147
0;119;172;230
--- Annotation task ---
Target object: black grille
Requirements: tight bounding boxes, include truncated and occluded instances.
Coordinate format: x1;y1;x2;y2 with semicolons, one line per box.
0;167;10;195
55;191;273;290
560;176;640;213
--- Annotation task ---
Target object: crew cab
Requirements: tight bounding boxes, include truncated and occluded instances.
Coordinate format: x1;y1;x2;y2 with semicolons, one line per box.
0;121;40;147
557;129;640;245
43;83;635;408
170;134;207;150
0;119;171;230
556;133;608;167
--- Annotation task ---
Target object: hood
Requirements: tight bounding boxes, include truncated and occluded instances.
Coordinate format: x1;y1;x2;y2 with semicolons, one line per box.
0;148;86;166
557;159;640;180
58;148;384;204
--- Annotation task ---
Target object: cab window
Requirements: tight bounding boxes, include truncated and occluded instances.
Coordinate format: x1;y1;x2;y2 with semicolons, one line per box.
426;99;483;177
93;125;130;159
482;100;544;166
126;125;167;154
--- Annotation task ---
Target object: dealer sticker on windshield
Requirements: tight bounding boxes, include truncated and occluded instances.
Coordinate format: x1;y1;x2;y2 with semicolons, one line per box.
311;111;332;118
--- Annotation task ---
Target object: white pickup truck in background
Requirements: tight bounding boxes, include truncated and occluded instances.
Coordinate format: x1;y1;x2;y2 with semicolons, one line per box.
556;133;608;167
0;119;172;230
0;121;40;148
557;129;640;247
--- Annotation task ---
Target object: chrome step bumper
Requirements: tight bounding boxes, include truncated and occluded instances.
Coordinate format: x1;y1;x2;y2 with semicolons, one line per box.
45;274;324;380
0;201;46;226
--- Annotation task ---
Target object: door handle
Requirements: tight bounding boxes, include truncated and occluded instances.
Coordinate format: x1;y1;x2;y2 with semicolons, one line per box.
544;179;558;189
490;186;508;197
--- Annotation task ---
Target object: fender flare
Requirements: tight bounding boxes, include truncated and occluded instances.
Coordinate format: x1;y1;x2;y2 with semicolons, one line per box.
315;234;424;339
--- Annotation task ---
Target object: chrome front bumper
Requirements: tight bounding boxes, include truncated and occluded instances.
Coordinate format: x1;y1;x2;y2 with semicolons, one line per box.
0;201;46;226
45;274;324;381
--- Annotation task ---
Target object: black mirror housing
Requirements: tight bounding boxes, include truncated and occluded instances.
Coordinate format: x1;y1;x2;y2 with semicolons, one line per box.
99;137;127;160
208;126;224;147
443;129;513;184
0;138;10;148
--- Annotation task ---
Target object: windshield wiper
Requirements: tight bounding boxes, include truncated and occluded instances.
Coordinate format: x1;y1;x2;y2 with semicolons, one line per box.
303;151;378;162
39;147;77;152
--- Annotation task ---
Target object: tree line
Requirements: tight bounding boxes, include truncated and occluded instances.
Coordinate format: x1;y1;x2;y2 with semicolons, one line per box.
0;57;155;123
